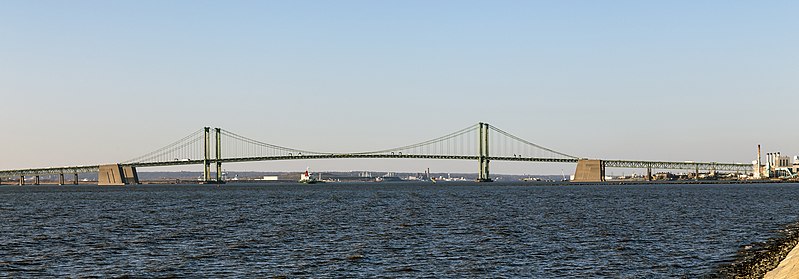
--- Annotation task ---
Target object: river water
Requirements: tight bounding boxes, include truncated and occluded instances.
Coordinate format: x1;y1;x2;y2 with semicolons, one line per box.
1;182;798;277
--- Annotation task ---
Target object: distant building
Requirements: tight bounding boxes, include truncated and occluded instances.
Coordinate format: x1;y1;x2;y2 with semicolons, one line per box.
755;149;798;178
654;172;677;180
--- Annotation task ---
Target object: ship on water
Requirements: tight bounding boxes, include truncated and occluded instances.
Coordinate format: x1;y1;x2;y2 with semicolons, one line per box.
375;172;403;182
299;167;320;184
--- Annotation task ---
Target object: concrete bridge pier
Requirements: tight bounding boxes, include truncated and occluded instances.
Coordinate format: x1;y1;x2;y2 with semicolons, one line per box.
34;176;40;185
572;159;605;182
58;174;65;185
98;164;139;186
19;176;24;186
73;174;78;185
123;166;139;185
647;167;652;181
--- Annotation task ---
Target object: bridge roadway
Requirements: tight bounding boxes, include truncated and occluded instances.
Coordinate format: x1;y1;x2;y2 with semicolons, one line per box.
0;155;753;178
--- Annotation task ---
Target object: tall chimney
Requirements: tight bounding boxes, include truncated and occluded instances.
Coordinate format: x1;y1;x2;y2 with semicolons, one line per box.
757;145;762;176
767;153;771;171
770;153;774;168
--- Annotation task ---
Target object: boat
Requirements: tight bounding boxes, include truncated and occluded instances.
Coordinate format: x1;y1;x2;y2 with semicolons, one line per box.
375;172;403;182
299;168;319;184
375;176;403;182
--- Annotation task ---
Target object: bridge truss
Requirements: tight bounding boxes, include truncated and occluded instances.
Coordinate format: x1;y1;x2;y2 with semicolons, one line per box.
0;123;753;182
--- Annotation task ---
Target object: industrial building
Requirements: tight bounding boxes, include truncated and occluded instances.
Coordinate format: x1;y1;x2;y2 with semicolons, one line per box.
753;145;798;179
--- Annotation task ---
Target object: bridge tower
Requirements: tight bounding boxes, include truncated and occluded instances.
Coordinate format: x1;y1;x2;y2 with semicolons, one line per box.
203;127;211;182
477;122;492;182
215;128;223;183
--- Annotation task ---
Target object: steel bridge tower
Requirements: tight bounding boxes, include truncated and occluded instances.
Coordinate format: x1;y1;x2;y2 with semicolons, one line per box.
203;127;211;181
201;127;225;184
215;128;222;182
477;122;492;182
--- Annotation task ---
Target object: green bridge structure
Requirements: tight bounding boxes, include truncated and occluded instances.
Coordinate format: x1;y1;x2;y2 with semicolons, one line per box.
0;123;753;185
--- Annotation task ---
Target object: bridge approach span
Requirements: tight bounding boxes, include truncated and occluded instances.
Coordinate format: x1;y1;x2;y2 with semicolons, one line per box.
0;123;753;183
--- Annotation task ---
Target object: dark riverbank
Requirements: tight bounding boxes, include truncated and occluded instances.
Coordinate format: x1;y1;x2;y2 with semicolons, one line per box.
710;222;799;278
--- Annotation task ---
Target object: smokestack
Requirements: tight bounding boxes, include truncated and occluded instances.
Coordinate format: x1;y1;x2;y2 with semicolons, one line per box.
758;145;762;176
767;153;771;170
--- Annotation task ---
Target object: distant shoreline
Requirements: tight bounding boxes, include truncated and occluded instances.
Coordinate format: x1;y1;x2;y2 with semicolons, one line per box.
1;179;796;186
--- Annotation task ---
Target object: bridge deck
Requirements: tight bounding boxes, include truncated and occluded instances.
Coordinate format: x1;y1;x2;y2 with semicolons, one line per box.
0;166;100;178
0;155;751;178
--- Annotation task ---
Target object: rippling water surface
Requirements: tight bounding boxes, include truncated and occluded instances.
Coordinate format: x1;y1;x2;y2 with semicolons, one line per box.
1;182;799;277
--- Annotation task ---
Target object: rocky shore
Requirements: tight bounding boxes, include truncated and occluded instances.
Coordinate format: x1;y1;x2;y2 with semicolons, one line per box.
711;223;799;278
763;242;799;279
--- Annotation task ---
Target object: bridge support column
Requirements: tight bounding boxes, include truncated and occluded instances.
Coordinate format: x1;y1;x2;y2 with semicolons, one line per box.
695;165;700;181
98;164;138;186
59;173;65;185
477;122;492;182
34;176;40;185
122;166;139;184
647;167;652;181
19;176;24;186
215;128;223;183
203;127;211;182
98;164;125;186
73;174;78;185
572;159;605;182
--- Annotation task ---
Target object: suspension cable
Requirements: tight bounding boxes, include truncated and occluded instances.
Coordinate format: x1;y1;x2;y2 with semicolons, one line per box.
123;129;204;163
489;126;578;159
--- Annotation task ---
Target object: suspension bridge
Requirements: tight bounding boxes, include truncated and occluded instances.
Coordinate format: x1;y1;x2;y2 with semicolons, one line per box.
0;123;753;185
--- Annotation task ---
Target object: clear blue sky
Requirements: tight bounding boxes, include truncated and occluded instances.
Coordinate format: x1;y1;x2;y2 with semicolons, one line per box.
2;1;797;174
